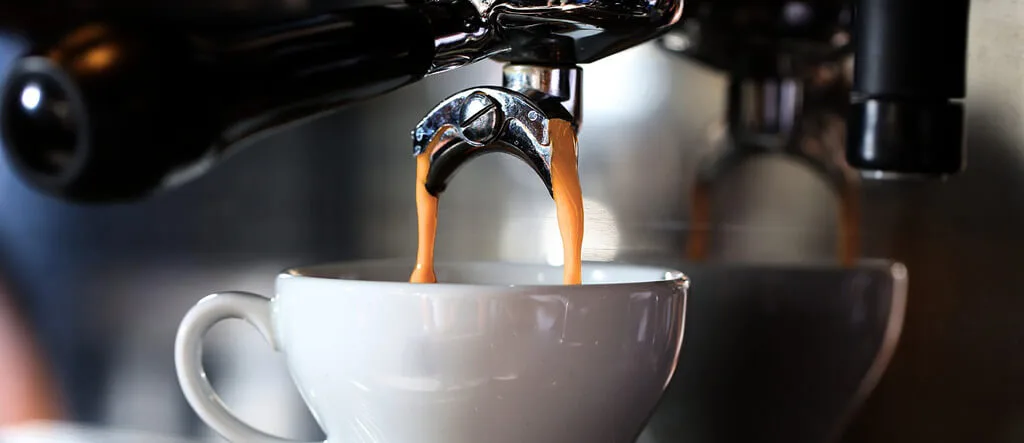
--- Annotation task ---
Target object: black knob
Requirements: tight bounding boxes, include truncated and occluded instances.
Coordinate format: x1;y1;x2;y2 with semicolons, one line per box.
3;65;82;178
0;23;218;203
847;99;965;177
0;6;438;203
847;0;971;177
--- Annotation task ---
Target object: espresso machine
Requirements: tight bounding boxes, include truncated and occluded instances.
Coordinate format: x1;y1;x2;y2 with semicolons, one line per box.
0;1;1011;443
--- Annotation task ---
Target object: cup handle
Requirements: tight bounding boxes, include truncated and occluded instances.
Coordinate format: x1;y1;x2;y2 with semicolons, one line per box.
175;291;316;443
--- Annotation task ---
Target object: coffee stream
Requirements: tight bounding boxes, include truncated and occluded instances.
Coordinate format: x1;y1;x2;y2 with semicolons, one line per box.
410;119;584;285
410;129;443;284
548;119;584;284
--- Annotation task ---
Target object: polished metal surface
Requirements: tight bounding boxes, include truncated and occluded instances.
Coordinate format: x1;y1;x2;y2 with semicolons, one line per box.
502;65;583;130
732;77;804;147
412;86;561;196
427;0;683;69
457;92;504;145
428;0;497;74
0;0;1022;442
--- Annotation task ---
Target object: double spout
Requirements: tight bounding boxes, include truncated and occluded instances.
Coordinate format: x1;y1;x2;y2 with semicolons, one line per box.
414;65;582;197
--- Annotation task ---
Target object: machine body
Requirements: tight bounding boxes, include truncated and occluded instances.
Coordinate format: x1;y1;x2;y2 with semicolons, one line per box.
0;0;679;202
0;0;973;202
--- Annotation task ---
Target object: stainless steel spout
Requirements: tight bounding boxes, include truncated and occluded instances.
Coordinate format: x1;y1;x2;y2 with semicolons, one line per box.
412;85;574;197
430;0;684;71
503;65;583;131
412;62;583;198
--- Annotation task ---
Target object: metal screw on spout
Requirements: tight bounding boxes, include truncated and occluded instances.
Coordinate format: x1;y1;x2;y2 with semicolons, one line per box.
459;92;503;146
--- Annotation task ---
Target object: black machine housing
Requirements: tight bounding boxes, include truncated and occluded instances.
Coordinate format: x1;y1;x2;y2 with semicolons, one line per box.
0;0;973;203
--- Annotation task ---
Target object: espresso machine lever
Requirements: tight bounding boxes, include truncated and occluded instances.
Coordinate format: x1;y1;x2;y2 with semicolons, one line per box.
0;0;679;203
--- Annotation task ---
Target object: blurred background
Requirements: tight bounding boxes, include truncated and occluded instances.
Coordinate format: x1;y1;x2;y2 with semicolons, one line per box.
0;0;1021;442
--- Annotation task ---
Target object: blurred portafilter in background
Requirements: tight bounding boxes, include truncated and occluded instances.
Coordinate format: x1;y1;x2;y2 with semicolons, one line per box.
682;66;860;266
666;0;970;181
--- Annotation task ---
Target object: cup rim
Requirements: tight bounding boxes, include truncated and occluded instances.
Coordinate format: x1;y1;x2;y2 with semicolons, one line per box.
279;258;689;290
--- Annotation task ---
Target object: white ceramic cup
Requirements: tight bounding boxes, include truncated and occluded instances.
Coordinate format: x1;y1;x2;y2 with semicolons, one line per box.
175;259;688;443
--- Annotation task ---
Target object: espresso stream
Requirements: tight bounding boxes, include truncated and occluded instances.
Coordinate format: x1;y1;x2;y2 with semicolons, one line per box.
411;119;584;284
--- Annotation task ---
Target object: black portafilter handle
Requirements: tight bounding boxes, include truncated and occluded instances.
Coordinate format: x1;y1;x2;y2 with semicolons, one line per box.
0;4;439;203
847;0;971;178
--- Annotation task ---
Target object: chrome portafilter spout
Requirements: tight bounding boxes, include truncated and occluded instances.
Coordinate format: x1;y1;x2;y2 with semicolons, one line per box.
502;65;583;132
413;65;582;197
